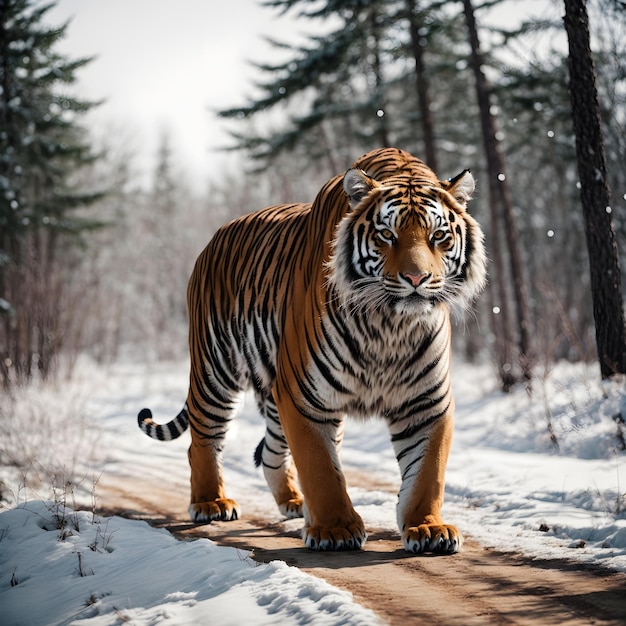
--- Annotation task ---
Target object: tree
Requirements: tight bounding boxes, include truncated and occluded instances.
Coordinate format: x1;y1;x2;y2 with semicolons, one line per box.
212;0;625;384
405;0;438;170
138;131;193;359
461;0;533;387
219;0;395;170
563;0;626;378
221;0;458;172
0;0;102;385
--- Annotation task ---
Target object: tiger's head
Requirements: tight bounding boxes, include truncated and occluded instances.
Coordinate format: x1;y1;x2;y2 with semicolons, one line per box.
327;166;487;318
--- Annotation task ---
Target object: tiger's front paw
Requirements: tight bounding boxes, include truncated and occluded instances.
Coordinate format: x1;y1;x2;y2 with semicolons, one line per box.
278;497;304;519
402;523;462;554
188;498;240;523
302;522;367;551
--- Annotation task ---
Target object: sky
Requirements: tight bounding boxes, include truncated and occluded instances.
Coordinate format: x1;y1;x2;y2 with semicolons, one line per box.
46;0;309;192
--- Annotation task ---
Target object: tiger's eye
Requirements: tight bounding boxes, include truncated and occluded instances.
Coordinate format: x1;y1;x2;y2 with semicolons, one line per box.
431;230;446;242
379;228;395;242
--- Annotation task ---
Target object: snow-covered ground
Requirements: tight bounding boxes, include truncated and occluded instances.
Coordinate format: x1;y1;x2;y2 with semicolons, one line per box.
1;357;625;625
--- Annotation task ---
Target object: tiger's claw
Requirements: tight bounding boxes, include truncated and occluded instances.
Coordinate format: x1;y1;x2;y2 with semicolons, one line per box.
278;498;304;519
402;524;462;554
302;523;367;551
188;498;240;523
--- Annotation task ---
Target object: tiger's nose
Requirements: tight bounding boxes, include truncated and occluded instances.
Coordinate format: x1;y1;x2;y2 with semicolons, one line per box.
401;271;431;287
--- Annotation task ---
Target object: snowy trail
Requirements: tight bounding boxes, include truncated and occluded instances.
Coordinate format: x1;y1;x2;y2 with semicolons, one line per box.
95;471;626;626
3;357;626;625
90;358;626;571
85;358;626;625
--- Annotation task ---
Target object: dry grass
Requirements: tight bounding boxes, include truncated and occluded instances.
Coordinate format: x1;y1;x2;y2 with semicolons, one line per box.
0;369;101;507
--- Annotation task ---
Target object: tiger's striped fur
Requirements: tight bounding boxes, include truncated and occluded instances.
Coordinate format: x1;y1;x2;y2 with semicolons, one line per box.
138;147;487;553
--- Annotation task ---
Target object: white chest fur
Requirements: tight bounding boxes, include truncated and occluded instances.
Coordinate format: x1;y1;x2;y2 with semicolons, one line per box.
306;304;451;420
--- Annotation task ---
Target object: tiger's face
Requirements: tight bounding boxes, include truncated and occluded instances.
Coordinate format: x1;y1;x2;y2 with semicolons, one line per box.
328;167;487;317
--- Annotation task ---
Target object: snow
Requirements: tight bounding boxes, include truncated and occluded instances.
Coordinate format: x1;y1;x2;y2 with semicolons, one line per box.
0;501;380;626
1;357;626;625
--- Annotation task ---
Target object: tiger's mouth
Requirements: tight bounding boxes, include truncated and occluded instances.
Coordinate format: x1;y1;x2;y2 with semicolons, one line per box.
405;292;431;303
388;291;438;312
332;275;442;316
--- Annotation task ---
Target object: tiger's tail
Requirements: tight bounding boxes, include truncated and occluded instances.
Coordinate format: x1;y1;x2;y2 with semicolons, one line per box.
137;405;189;441
253;437;265;468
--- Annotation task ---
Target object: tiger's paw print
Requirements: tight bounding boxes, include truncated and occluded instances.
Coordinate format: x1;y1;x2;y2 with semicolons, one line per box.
188;498;240;523
302;523;368;551
402;523;462;554
278;497;304;519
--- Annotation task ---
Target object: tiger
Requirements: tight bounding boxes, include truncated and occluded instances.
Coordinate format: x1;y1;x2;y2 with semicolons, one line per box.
138;147;487;553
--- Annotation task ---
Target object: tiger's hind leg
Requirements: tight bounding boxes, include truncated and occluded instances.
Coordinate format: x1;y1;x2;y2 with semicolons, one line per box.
186;389;242;524
255;393;303;519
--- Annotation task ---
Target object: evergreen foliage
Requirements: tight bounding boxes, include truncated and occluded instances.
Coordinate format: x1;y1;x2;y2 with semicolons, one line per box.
219;0;409;168
0;0;102;238
0;0;103;385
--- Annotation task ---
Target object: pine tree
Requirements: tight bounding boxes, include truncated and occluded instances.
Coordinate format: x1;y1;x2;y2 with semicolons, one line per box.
221;0;476;177
405;0;438;170
0;0;102;385
563;0;626;377
494;33;592;363
219;0;409;170
461;0;533;388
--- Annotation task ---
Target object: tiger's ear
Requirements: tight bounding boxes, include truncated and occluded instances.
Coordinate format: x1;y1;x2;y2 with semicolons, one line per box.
444;169;475;208
343;168;377;209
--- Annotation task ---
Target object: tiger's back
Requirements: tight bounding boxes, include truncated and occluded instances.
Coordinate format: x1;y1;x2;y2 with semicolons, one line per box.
189;202;312;397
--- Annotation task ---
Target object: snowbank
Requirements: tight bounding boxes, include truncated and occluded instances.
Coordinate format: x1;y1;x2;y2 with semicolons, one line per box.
0;500;381;626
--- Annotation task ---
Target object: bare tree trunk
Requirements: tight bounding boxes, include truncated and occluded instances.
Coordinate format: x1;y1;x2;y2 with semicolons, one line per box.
370;5;391;147
563;0;626;378
316;123;340;177
406;0;438;171
462;0;533;383
487;191;517;391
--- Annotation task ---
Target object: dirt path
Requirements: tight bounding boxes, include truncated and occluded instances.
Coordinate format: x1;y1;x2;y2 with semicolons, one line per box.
96;478;626;626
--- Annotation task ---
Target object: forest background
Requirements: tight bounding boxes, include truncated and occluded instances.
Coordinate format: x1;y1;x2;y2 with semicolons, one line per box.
1;0;626;393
